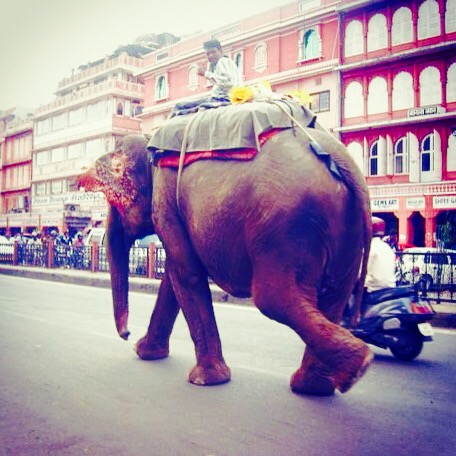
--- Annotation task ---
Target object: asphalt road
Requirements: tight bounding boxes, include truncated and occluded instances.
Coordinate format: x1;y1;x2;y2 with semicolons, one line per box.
1;275;455;456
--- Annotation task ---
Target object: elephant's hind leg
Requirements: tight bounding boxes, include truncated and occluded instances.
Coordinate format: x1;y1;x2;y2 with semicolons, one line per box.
252;271;372;396
135;271;180;360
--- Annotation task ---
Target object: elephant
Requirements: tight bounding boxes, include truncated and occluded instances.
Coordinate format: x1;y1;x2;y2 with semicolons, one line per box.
78;120;373;397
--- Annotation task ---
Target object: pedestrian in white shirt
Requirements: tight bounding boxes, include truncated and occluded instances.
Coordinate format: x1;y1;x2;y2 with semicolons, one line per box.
365;217;397;293
171;39;243;116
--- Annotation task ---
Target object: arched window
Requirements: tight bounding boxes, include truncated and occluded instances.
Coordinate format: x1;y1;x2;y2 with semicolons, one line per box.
367;77;388;114
419;66;442;106
344;81;364;118
344;20;363;57
234;51;244;74
369;141;379;176
394;137;409;174
392;72;414;110
448;133;456;171
392;7;413;45
188;66;198;91
300;29;320;60
347;141;364;173
155;74;168;100
421;133;435;172
367;14;388;51
254;43;267;72
446;0;456;33
418;0;441;39
447;63;456;102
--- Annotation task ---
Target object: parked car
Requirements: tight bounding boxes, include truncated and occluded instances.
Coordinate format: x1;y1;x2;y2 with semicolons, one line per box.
134;234;163;248
84;228;106;246
399;247;456;291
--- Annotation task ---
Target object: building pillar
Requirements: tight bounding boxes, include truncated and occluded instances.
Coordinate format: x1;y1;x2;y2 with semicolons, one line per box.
421;199;438;247
397;211;409;247
424;216;437;247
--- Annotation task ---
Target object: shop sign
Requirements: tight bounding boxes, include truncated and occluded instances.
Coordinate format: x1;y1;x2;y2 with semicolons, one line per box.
92;211;108;220
433;195;456;209
32;192;105;207
406;197;425;210
408;105;445;117
371;198;399;211
40;215;63;226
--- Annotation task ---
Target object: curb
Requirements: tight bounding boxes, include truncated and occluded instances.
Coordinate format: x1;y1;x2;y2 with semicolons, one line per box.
1;265;454;327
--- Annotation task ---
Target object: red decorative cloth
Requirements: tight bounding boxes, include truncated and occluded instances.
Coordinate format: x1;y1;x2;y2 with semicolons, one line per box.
157;127;286;168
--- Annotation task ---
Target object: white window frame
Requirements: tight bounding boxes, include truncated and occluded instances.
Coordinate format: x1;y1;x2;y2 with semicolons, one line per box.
419;66;442;106
369;140;379;176
345;20;364;57
344;81;364;118
447;63;456;103
420;130;442;182
392;71;414;110
254;42;268;73
446;0;456;33
298;26;321;61
394;137;409;174
187;65;199;92
155;74;169;100
418;0;441;39
367;76;388;114
392;7;413;45
347;141;364;174
447;133;456;171
367;13;388;52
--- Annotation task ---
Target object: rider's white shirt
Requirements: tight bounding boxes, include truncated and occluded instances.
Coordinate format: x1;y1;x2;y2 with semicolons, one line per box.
365;237;396;292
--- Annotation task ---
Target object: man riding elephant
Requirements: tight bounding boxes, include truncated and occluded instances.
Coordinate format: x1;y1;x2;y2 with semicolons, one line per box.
79;100;373;397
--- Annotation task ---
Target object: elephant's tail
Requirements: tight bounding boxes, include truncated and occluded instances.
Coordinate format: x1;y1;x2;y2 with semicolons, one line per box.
310;124;372;326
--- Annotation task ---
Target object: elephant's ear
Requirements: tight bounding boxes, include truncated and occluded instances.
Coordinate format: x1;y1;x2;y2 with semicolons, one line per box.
78;151;139;211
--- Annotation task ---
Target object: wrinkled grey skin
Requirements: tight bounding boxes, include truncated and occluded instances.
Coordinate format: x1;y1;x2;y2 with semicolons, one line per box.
79;130;373;396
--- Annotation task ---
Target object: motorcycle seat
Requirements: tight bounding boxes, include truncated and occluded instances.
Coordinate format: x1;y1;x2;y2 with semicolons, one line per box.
364;285;416;305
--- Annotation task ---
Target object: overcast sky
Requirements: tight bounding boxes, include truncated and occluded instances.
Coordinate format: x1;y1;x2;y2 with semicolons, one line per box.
0;0;293;111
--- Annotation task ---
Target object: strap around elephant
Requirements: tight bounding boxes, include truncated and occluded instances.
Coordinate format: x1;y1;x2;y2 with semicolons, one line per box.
176;113;199;212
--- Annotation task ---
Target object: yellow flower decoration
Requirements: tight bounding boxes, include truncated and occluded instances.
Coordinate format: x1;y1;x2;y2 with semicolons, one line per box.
230;85;254;104
285;90;313;106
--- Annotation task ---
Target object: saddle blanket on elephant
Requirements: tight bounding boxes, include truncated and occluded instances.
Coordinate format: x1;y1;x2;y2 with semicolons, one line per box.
147;101;316;168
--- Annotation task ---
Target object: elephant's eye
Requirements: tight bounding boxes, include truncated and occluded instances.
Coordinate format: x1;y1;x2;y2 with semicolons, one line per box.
111;157;125;177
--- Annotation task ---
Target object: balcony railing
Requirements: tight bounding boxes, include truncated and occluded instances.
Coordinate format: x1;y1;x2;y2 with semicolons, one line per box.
36;80;144;115
368;182;456;198
57;54;144;90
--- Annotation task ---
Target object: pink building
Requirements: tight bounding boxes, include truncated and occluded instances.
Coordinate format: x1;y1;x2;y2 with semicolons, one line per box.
0;112;35;235
138;1;342;133
336;0;456;248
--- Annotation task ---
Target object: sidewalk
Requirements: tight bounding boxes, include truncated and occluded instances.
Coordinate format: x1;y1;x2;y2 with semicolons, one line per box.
1;264;455;328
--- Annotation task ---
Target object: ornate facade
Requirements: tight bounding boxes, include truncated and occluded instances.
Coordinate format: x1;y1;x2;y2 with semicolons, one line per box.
337;0;456;247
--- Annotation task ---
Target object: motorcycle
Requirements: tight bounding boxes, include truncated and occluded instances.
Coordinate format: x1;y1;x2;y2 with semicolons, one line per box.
344;285;435;361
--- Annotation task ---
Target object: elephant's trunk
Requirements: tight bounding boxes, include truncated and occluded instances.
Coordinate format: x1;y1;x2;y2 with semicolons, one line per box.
112;274;130;340
114;305;130;340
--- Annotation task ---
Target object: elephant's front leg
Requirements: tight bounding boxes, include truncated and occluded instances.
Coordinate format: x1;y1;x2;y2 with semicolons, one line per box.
168;258;231;386
135;271;180;360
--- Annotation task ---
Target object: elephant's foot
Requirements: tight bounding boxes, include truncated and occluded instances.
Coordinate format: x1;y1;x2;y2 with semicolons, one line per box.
134;337;169;360
188;360;231;386
332;345;373;393
290;366;336;396
290;341;373;396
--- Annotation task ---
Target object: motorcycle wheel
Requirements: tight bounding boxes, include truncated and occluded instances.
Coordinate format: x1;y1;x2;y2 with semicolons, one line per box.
389;330;424;361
